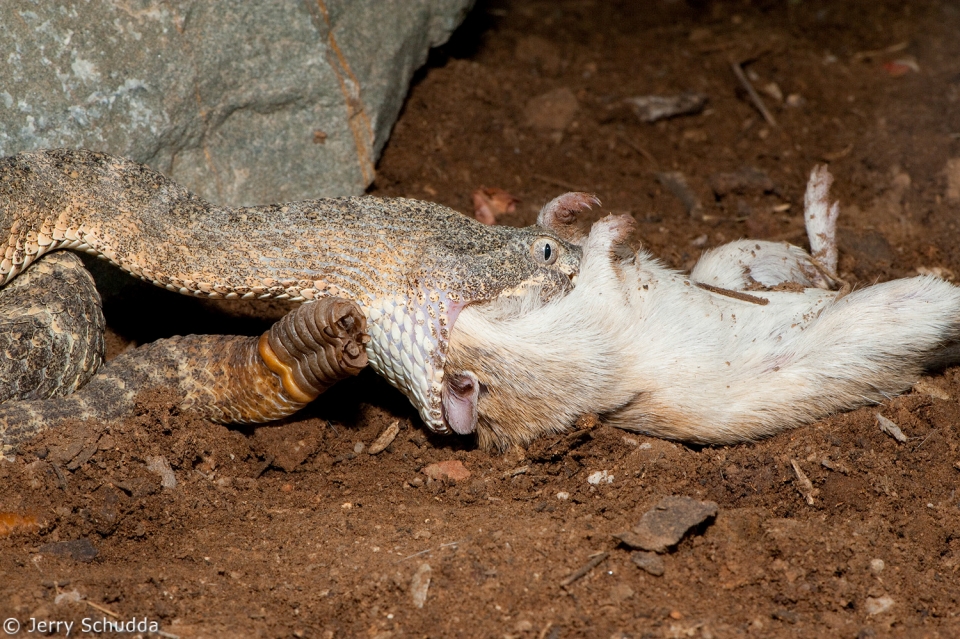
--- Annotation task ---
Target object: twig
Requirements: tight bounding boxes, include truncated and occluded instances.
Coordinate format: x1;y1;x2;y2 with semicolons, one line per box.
532;173;588;193
695;282;769;306
252;455;274;479
396;540;461;563
618;134;660;168
732;62;778;128
852;40;909;62
913;429;937;451
86;600;120;618
821;143;854;162
560;551;608;587
790;459;817;506
50;463;68;491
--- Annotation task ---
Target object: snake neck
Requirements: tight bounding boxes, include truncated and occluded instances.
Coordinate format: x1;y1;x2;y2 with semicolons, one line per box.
363;284;467;432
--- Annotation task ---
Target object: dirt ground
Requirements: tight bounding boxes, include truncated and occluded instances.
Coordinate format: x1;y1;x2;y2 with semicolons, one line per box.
3;0;960;637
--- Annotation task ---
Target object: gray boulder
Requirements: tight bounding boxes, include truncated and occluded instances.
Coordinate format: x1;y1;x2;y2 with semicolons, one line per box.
0;0;474;205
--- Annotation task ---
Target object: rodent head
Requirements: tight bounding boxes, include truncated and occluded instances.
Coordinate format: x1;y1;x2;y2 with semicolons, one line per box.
426;223;582;436
442;213;639;449
431;195;607;436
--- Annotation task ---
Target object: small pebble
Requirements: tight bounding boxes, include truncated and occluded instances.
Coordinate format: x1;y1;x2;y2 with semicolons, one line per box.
785;93;805;108
870;559;885;575
865;595;895;616
616;495;719;553
353;442;365;454
587;470;614;485
524;87;579;131
608;583;635;604
772;608;799;624
410;563;432;608
146;455;177;489
39;538;99;563
54;589;82;605
556;492;570;500
631;551;665;576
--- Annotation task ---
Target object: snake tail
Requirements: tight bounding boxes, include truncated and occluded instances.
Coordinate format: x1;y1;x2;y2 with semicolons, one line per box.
203;297;369;421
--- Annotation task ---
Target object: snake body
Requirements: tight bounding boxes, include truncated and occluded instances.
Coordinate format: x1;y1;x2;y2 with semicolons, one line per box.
0;251;104;404
0;149;579;436
0;293;368;451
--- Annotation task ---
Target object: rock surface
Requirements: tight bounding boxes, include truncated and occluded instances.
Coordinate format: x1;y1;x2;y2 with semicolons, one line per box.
616;495;718;553
0;0;474;205
630;550;665;576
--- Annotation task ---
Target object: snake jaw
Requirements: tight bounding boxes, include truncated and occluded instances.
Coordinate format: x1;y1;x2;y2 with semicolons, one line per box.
364;286;467;434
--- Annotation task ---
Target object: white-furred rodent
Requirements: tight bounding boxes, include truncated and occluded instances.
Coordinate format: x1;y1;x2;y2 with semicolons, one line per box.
444;167;960;450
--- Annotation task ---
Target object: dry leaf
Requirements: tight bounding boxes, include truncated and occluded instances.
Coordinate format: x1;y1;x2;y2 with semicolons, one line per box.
472;187;520;225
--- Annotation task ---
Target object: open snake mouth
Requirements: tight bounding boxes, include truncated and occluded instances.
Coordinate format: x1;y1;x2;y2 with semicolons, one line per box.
363;267;579;435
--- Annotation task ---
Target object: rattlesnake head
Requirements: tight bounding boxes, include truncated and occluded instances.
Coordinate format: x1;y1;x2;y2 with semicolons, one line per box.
439;194;610;439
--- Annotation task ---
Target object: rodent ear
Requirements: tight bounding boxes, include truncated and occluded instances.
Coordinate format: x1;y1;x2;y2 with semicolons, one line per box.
441;371;480;435
536;192;600;245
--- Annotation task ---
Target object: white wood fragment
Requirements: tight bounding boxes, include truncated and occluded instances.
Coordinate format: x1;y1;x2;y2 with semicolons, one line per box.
877;414;908;443
790;459;817;505
587;470;614;485
368;420;400;455
146;456;177;489
865;595;895;616
410;563;432;609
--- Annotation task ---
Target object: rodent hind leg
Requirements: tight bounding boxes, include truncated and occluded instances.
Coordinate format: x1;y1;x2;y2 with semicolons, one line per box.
0;297;369;452
691;165;841;291
690;240;835;291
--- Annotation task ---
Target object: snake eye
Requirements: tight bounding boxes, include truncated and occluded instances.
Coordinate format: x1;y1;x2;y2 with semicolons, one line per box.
531;237;559;266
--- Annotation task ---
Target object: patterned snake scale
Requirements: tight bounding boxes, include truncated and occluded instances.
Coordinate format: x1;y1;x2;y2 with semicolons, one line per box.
0;149;581;436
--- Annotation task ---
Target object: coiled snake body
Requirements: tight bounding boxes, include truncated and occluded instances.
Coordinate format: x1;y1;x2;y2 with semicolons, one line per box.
0;149;580;447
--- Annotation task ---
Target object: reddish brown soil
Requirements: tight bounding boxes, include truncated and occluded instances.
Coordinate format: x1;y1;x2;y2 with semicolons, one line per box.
3;1;960;637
